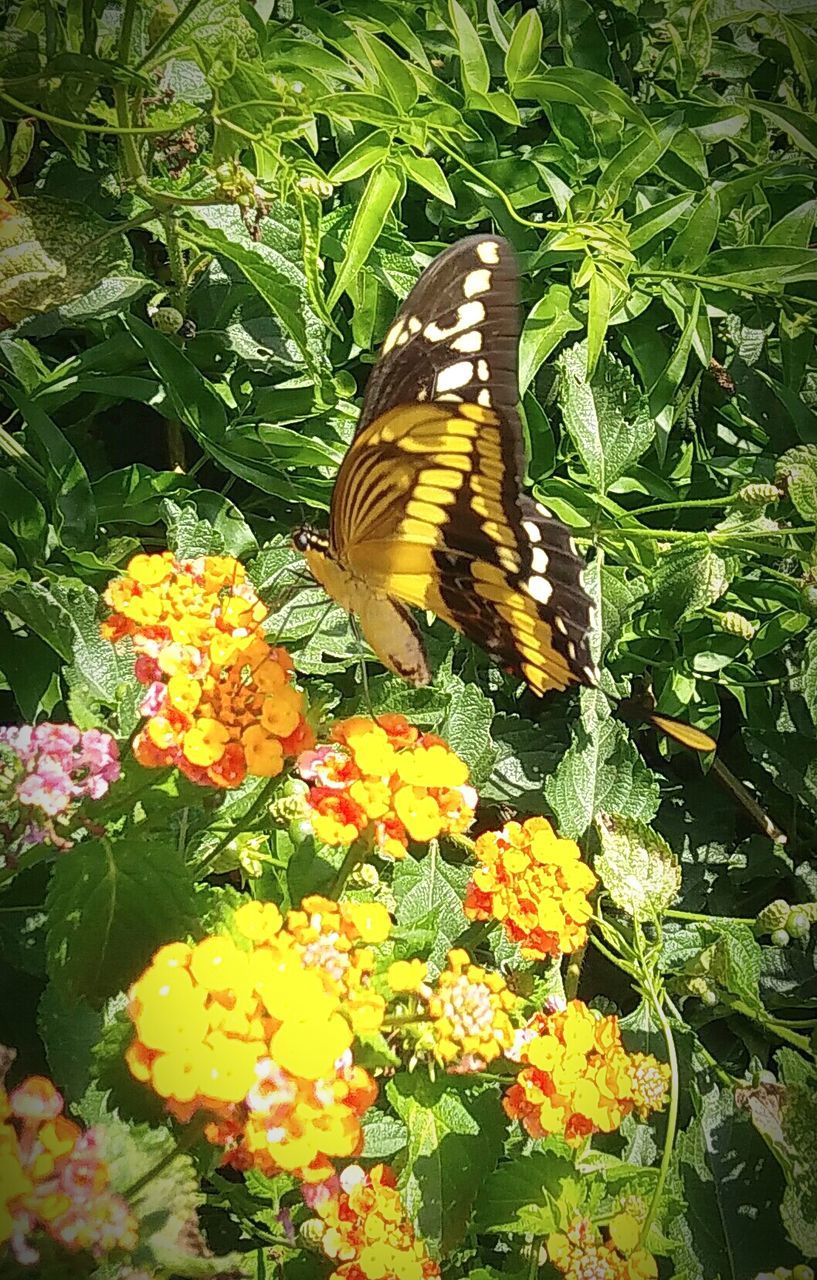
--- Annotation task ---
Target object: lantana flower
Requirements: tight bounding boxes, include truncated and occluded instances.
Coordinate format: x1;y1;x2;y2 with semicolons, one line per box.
101;552;313;789
301;1163;440;1280
297;715;476;858
545;1213;658;1280
503;1000;670;1143
426;949;517;1068
0;723;121;858
464;816;597;959
0;1072;137;1265
125;896;390;1182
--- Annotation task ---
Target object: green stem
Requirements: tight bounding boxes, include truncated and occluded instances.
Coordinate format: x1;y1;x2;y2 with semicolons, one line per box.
639;983;679;1251
665;908;755;925
0;424;47;485
432;137;547;231
0;90;204;136
135;0;205;71
194;778;279;876
564;939;588;1001
624;495;737;518
123;1113;209;1200
329;839;369;900
635;267;817;311
664;994;735;1086
161;212;188;306
731;999;813;1052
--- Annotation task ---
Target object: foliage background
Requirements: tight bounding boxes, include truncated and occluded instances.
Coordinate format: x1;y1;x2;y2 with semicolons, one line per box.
1;0;817;1277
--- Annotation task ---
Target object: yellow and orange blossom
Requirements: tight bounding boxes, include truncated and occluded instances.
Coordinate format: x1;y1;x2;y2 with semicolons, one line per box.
125;895;390;1182
504;1000;670;1143
102;552;313;788
546;1214;658;1280
426;949;517;1067
465;816;597;959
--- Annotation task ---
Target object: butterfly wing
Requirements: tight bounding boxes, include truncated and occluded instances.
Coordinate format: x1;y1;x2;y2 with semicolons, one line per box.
327;235;598;695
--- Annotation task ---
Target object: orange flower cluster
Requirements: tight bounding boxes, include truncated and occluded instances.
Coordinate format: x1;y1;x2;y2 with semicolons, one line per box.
464;816;597;959
0;1075;137;1265
546;1214;658;1280
102;552;313;788
504;1000;670;1143
426;949;517;1068
125;896;391;1182
303;1163;440;1280
297;715;476;858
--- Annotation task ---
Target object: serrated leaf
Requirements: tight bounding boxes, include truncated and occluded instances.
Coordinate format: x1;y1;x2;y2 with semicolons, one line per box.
736;1080;817;1256
46;835;199;1005
0;196;132;324
438;678;496;784
594;813;681;918
386;1073;505;1252
778;444;817;519
545;690;659;838
392;848;469;971
482;710;571;809
162;494;257;560
473;1148;575;1234
557;342;655;494
798;629;817;727
360;1109;408;1158
650;540;729;624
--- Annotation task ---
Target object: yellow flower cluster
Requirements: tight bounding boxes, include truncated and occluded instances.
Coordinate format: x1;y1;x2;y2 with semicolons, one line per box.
426;949;517;1067
546;1213;658;1280
303;1163;440;1280
503;1000;670;1142
298;715;476;857
464;816;597;959
102;552;313;788
1;1074;137;1265
125;896;391;1182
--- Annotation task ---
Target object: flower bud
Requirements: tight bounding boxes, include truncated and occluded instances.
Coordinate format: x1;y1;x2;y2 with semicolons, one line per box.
756;899;790;933
735;482;782;507
785;909;810;940
719;611;757;639
799;583;817;618
151;306;184;334
771;928;790;948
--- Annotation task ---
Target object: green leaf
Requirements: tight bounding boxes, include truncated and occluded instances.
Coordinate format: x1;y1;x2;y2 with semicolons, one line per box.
449;0;490;95
593;813;681;918
438;678;496;784
749;99;817;161
327;163;403;308
672;1080;795;1280
777;444;817;519
762;198;817;249
651;541;729;624
0;469;47;563
544;690;660;838
355;28;418;112
586;268;613;380
505;10;542;86
797;629;817;728
557;342;655;494
162;493;257;559
517;67;651;130
700;245;817;287
37;984;102;1102
401;153;455;206
0;196;132;324
736;1080;817;1257
665;189;720;272
392;847;469;970
519;283;582;393
597;120;677;204
182;204;327;381
5;386;96;549
474;1149;576;1234
386;1073;506;1252
46;835;199;1005
328;130;391;183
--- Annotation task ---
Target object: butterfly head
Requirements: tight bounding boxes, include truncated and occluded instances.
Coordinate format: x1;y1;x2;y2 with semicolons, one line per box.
292;525;329;555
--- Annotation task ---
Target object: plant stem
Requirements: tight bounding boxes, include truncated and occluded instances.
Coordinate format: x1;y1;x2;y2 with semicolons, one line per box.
194;778;279;875
135;0;205;71
665;908;755;925
624;495;737;518
731;1000;812;1052
639;982;679;1250
0;90;203;136
564;939;588;1000
123;1114;209;1199
329;839;369;900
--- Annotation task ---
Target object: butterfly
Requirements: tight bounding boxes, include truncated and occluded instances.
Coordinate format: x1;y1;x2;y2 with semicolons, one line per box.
294;234;715;754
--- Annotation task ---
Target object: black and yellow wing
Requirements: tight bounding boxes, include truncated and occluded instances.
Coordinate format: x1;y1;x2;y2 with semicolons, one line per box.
326;234;598;696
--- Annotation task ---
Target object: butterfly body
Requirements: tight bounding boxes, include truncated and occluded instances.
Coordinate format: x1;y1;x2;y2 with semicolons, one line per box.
294;234;600;697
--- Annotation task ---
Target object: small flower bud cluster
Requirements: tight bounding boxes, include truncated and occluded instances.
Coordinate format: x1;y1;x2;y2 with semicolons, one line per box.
102;553;313;789
301;1163;440;1280
546;1213;658;1280
464;816;597;959
0;1074;137;1265
125;897;391;1183
297;715;476;857
503;1000;670;1143
0;723;120;857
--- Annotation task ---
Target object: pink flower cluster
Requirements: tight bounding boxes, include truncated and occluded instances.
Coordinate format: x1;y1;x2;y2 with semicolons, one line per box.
0;723;120;856
1;1075;137;1264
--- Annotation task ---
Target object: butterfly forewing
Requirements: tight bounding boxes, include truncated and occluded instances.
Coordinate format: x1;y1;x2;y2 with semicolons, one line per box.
325;234;598;696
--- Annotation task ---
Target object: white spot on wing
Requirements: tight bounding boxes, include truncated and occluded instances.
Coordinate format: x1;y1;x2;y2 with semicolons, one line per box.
522;519;541;543
531;547;549;574
464;268;491;298
554;617;568;635
477;388;492;406
436;360;473;393
477;240;500;264
382;321;403;354
424;301;485;342
407;316;422;334
396;329;409;345
437;392;463;402
477;359;490;381
451;330;482;353
535;501;552;518
526;576;553;604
